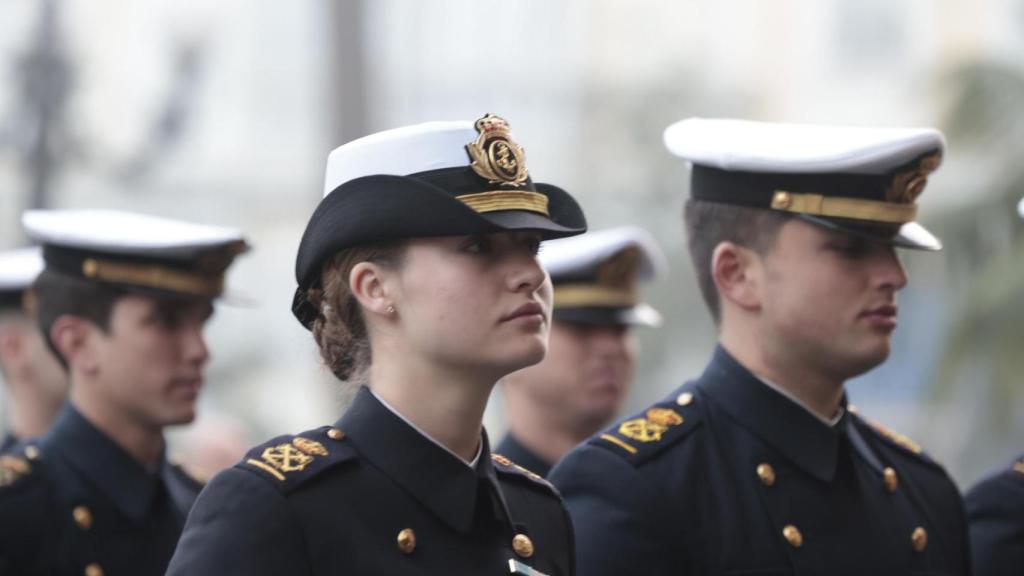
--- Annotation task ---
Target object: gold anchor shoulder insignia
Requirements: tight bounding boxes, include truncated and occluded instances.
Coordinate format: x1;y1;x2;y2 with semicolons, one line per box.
246;436;329;482
0;455;32;487
491;454;552;488
466;114;529;187
868;420;923;455
618;407;685;443
291;437;328;456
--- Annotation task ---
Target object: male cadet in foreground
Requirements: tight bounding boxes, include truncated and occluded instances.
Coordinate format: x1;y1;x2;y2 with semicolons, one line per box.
0;209;248;576
0;247;66;454
498;226;666;476
964;197;1024;576
549;118;970;574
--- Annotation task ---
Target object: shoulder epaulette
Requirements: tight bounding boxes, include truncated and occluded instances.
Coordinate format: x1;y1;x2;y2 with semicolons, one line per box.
857;414;938;467
238;426;357;493
0;454;33;489
591;384;703;467
490;453;556;494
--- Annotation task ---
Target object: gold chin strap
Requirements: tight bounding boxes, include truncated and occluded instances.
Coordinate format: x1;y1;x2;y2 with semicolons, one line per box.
770;191;917;224
455;190;550;216
81;258;223;297
554;284;637;308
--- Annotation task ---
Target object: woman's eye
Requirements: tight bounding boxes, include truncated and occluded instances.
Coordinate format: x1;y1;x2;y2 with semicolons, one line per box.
525;237;542;255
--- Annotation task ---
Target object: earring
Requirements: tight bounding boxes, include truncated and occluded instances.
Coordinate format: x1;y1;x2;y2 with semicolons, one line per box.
385;305;395;315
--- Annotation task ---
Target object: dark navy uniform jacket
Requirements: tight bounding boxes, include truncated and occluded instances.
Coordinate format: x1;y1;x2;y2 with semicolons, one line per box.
167;386;575;575
549;347;970;575
0;404;203;576
966;454;1024;576
497;432;554;478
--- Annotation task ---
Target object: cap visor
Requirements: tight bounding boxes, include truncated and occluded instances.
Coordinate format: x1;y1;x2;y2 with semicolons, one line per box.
798;215;942;251
481;210;585;240
554;304;662;327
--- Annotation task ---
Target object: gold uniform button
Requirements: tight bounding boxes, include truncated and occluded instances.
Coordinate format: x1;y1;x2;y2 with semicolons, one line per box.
72;506;93;530
512;533;534;558
24;445;40;460
772;191;793;209
782;524;803;548
883;467;899;493
676;392;694;406
84;563;104;576
911;527;928;552
757;463;776;487
396;528;416;554
82;259;99;278
327;428;345;441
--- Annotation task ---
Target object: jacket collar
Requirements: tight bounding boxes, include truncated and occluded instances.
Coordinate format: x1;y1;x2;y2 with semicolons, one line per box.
698;346;847;482
339;387;506;533
41;403;166;522
495;432;552;478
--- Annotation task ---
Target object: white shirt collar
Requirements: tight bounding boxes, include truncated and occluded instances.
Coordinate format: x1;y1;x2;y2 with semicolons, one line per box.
756;377;846;428
369;389;482;468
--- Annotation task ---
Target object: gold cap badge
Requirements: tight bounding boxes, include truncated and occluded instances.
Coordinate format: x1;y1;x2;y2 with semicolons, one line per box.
467;114;529;186
885;152;941;205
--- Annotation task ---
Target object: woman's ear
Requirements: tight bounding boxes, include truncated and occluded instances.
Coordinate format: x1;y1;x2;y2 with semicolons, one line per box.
711;242;763;313
49;315;99;374
349;262;395;317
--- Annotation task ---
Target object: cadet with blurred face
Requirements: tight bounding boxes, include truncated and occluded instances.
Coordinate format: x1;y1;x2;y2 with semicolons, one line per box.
0;247;67;454
0;210;248;576
549;119;970;575
499;226;666;476
964;197;1024;576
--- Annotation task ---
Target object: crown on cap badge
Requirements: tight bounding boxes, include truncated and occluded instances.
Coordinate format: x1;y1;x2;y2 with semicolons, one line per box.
467;114;529;187
886;152;941;205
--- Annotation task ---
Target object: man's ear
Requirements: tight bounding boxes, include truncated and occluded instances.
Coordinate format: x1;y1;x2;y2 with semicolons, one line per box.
711;241;763;313
49;315;99;374
349;262;395;318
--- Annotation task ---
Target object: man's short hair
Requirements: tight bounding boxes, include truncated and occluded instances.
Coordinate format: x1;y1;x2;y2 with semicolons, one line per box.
683;198;791;324
32;269;126;369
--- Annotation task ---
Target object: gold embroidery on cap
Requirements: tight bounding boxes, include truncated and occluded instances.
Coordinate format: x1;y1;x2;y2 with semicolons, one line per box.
79;258;224;297
554;246;643;308
467;114;529;186
886;152;941;205
770;191;918;223
455;190;549;216
553;285;636;308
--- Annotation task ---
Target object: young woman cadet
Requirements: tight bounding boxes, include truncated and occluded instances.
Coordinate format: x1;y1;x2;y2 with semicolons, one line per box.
167;114;587;576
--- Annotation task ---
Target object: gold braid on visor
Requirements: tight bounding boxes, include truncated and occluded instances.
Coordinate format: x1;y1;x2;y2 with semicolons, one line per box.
455;191;550;216
554;284;637;308
81;258;224;297
770;191;917;224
